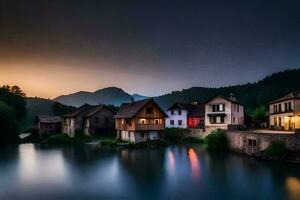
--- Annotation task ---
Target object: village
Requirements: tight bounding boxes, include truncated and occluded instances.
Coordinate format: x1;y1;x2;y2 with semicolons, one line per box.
32;91;300;156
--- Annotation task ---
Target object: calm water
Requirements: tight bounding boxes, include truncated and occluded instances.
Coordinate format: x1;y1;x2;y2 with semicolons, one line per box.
0;144;300;200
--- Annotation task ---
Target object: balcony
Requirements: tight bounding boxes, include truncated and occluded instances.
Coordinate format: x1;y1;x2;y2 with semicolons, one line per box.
135;124;164;131
116;123;164;131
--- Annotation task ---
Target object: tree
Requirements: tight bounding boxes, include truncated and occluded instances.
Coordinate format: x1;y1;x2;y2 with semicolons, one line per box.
0;101;20;143
0;85;27;120
252;105;267;127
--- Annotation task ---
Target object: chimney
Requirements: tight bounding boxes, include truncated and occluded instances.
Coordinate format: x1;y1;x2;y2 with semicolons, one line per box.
229;93;236;101
131;97;134;104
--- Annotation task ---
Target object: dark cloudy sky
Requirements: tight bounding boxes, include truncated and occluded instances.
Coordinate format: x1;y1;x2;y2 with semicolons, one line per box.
0;0;300;98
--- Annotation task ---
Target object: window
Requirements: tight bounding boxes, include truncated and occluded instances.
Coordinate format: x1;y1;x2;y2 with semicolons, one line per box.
274;117;277;126
171;110;174;115
284;103;288;111
178;110;182;115
233;117;235;123
212;104;225;112
155;119;159;124
248;139;257;147
178;120;182;126
95;117;99;124
170;120;174;125
209;116;225;124
288;102;292;111
278;117;281;126
105;117;109;123
278;104;282;112
237;105;239;112
126;119;132;125
146;107;154;114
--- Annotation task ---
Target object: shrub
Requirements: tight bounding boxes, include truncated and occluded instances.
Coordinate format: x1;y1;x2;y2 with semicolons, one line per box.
99;139;118;147
205;129;228;151
47;134;73;144
164;128;192;143
47;133;92;144
265;141;287;157
182;135;204;144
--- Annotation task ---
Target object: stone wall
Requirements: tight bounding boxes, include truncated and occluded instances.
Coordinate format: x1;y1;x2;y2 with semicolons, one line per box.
227;131;300;154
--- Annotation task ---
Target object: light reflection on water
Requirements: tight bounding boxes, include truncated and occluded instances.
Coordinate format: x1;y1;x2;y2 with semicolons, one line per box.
0;144;299;200
187;148;201;180
286;177;300;200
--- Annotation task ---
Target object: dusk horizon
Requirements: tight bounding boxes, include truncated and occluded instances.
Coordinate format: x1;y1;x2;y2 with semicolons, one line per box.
1;0;300;99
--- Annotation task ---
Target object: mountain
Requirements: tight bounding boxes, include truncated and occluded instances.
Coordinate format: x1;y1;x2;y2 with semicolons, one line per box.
52;69;300;113
132;94;148;101
53;87;142;107
155;69;300;113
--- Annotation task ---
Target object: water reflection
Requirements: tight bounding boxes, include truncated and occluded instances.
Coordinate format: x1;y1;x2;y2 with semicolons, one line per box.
167;150;176;174
18;144;69;185
286;177;300;200
187;148;201;180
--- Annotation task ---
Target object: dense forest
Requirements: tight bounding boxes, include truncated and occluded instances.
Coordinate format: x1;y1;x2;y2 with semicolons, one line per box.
0;85;27;143
155;69;300;113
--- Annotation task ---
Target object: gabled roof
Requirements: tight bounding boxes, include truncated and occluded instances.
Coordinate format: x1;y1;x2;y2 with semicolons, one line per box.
84;105;113;118
167;102;205;117
114;98;167;118
269;91;300;104
36;116;61;123
62;104;96;118
204;95;243;106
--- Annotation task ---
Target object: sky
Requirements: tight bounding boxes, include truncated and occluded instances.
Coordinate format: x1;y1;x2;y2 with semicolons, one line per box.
0;0;300;98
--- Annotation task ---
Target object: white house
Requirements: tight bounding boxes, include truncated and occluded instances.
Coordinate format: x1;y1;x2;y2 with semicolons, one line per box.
165;102;205;129
205;94;244;133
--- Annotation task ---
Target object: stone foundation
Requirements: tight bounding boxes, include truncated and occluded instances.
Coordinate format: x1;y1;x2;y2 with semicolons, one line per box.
227;131;300;154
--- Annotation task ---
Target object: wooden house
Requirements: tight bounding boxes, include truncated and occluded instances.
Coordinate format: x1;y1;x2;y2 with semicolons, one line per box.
34;116;61;137
114;98;167;143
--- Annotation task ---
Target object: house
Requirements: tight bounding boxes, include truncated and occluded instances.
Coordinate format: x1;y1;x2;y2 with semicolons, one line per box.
204;94;244;133
62;104;114;137
34;116;61;137
83;105;115;135
114;98;167;143
269;91;300;132
165;102;205;128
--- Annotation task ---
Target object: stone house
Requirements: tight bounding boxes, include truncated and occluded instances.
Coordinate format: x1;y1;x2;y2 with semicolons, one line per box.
34;116;61;137
83;105;115;135
204;94;244;133
62;104;114;137
114;98;167;143
165;102;205;129
269;91;300;133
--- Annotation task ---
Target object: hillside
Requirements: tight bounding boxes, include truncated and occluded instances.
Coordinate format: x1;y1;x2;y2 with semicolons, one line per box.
54;87;147;107
25;97;76;129
155;69;300;113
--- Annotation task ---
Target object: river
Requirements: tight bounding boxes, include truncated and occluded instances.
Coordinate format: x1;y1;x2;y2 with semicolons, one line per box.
0;144;299;200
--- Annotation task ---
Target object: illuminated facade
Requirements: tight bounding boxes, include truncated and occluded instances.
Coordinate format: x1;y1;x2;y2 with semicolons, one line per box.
269;92;300;132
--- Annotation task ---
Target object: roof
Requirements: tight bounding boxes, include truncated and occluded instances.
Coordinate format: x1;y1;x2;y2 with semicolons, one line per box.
62;104;95;118
269;91;300;104
62;103;111;118
36;116;61;123
167;102;205;117
204;95;243;106
84;105;112;118
114;98;167;118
